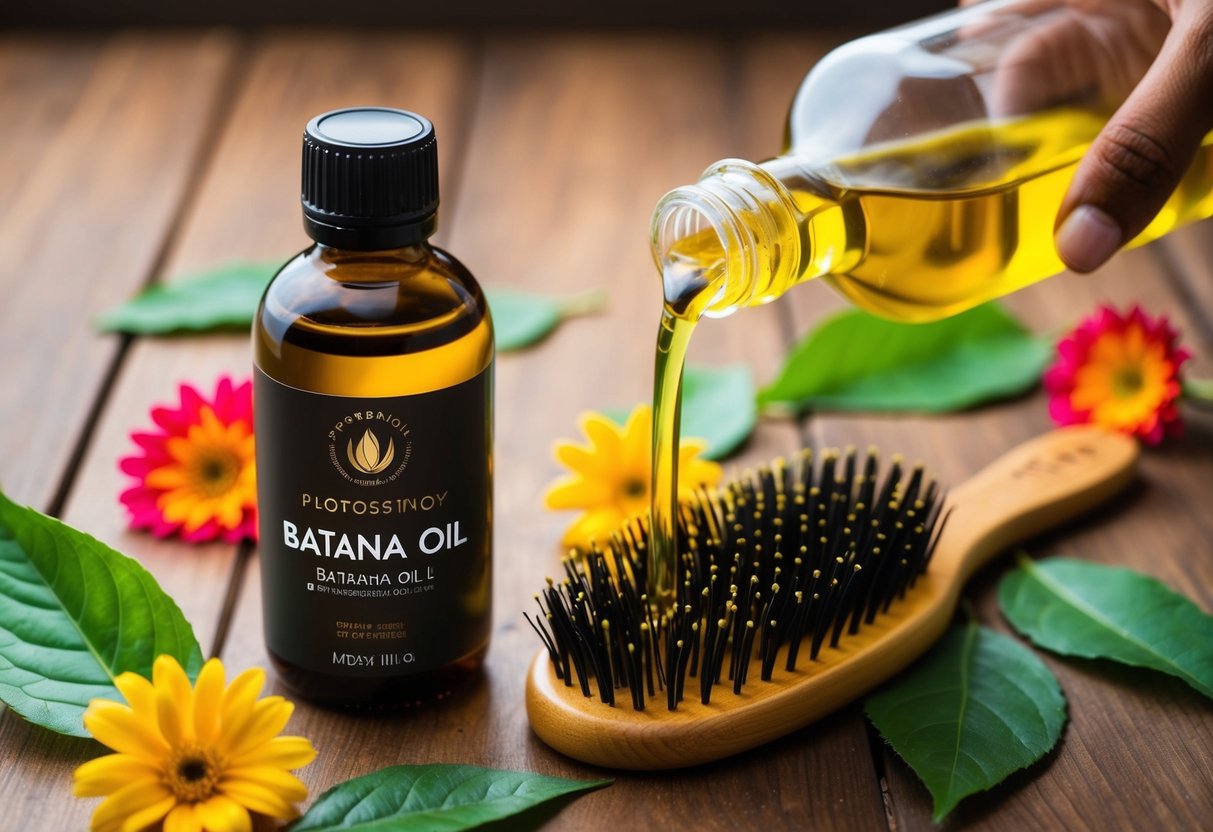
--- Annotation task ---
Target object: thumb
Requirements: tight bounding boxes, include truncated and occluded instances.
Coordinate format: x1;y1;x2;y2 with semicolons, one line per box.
1055;8;1213;273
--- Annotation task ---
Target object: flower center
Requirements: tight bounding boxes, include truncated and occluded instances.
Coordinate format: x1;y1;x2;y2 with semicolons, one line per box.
165;745;221;803
1111;366;1145;399
191;449;241;497
621;477;648;499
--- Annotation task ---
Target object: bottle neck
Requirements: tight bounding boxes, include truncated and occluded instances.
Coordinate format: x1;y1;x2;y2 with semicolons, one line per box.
651;159;823;320
304;214;438;251
313;241;433;263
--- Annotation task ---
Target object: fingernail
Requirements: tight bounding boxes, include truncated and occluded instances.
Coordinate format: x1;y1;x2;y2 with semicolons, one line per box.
1055;205;1122;273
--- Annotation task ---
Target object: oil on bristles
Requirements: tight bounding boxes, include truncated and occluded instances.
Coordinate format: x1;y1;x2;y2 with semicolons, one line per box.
525;446;946;711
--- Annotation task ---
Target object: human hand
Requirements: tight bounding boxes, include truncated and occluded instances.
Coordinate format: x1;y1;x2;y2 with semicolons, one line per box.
1051;0;1213;272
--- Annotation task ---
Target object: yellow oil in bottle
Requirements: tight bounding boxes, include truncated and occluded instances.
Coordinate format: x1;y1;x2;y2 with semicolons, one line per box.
649;108;1213;604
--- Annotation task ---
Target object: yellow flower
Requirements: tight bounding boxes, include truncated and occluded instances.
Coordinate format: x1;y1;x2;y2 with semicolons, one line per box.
74;655;316;832
544;405;722;550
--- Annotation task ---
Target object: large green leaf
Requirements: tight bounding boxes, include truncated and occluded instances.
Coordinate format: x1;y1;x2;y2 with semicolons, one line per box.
865;622;1066;821
97;261;280;334
487;287;605;352
0;492;203;736
290;764;610;831
758;303;1051;414
1000;556;1213;698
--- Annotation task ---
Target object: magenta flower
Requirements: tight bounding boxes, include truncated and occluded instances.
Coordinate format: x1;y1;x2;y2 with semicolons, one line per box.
1044;305;1190;445
119;376;256;543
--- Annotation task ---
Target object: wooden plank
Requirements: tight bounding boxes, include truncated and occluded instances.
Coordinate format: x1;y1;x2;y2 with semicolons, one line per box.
0;31;235;511
0;35;102;224
784;241;1213;829
1159;219;1213;349
0;32;478;832
220;32;887;831
6;0;949;28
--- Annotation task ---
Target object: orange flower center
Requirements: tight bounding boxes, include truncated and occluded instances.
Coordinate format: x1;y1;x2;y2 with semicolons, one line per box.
190;446;242;497
164;744;221;803
1111;366;1144;400
621;477;648;499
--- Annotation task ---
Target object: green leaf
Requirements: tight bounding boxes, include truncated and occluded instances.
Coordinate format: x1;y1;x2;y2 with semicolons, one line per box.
680;364;757;460
0;491;203;736
487;287;605;352
97;259;604;351
290;764;610;831
758;303;1051;414
1000;556;1213;699
97;261;280;334
865;622;1066;822
603;364;756;461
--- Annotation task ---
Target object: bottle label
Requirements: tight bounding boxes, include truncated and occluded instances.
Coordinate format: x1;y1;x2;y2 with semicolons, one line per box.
254;366;492;677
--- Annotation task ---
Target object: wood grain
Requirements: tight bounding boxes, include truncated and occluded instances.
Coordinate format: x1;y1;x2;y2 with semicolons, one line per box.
0;31;235;511
0;35;101;225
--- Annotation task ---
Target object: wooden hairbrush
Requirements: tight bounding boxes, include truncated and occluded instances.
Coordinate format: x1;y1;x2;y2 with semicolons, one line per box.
525;426;1138;770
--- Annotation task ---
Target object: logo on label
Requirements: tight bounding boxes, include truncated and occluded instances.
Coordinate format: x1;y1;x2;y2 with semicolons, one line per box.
348;430;394;474
328;411;412;485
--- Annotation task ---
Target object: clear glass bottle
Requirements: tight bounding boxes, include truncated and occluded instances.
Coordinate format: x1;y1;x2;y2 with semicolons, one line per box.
254;108;493;709
646;0;1213;603
652;0;1213;324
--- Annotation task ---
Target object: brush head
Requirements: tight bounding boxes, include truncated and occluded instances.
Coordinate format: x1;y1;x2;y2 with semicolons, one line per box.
526;445;946;712
525;427;1139;770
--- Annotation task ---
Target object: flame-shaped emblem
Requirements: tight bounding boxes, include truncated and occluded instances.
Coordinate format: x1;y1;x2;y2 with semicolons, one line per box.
347;430;395;475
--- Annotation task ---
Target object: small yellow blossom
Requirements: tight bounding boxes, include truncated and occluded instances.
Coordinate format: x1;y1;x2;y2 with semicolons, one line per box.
544;405;722;550
74;655;316;832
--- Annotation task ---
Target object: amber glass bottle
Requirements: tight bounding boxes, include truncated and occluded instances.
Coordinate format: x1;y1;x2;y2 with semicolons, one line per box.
254;108;493;708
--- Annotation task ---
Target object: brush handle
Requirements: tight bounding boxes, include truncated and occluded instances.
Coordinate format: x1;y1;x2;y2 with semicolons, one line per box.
525;426;1139;770
931;425;1139;586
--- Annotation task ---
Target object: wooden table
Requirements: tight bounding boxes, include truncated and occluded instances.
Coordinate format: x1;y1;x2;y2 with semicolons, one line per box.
1;28;1211;832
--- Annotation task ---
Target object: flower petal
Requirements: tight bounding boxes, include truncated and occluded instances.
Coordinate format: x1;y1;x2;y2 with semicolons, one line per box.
84;700;170;760
163;803;202;832
222;766;309;803
219;667;265;728
544;477;613;510
117;796;179;832
194;795;252;832
90;780;174;832
113;671;158;721
74;754;161;798
228;735;317;770
154;655;195;745
193;659;226;745
561;508;627;550
219;697;293;759
218;781;299;820
581;411;625;457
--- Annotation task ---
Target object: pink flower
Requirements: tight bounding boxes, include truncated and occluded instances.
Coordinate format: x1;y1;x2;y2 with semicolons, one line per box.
1044;305;1190;445
119;376;256;543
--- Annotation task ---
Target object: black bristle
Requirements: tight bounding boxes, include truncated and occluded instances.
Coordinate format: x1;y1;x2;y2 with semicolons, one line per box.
527;446;944;710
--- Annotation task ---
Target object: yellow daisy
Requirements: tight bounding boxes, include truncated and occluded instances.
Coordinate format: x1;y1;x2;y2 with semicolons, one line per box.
544;405;722;550
73;655;316;832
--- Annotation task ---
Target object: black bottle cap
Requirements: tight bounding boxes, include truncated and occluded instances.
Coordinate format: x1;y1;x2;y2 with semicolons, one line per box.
301;107;439;249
